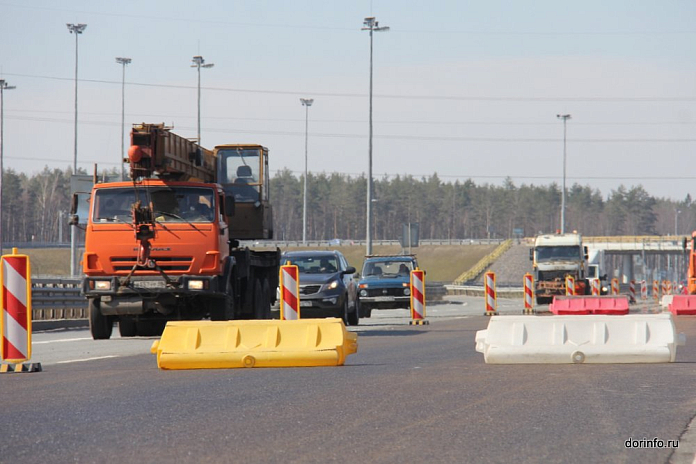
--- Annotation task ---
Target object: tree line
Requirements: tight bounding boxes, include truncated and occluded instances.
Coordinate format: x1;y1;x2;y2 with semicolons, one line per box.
1;166;693;244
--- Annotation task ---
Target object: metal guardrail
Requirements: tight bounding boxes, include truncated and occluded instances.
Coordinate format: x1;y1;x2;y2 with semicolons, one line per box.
28;276;448;320
31;277;87;321
240;239;505;248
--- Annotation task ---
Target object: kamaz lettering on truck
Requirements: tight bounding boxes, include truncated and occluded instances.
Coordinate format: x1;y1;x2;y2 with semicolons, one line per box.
530;232;589;304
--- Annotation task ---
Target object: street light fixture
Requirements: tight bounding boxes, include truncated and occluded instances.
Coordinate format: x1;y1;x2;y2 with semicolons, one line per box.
115;57;131;181
362;16;389;256
300;98;314;245
556;113;571;234
67;22;86;277
0;79;16;254
191;55;214;144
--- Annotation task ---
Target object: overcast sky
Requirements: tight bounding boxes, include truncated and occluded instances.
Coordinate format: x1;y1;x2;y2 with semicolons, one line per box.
1;0;695;200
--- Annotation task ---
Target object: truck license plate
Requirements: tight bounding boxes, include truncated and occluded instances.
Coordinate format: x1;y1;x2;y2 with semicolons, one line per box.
133;280;166;289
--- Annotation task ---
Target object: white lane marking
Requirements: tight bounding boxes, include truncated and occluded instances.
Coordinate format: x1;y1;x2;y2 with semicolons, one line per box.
56;355;119;364
33;337;93;345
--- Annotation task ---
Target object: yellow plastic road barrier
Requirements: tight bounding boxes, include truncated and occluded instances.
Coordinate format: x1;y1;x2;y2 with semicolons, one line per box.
151;318;358;370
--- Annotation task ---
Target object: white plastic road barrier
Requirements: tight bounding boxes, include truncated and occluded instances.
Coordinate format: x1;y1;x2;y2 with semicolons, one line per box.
475;313;685;364
661;295;674;309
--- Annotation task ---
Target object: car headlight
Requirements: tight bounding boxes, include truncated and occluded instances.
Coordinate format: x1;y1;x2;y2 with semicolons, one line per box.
323;279;340;291
94;280;111;290
404;288;411;296
360;289;367;297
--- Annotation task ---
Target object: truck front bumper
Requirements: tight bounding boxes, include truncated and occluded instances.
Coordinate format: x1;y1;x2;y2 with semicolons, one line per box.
82;275;223;315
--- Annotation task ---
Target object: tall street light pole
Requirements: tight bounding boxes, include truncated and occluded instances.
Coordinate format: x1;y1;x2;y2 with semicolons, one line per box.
362;16;389;256
300;98;314;245
67;23;86;277
0;79;16;254
115;57;131;181
191;55;214;144
675;209;681;236
556;114;571;234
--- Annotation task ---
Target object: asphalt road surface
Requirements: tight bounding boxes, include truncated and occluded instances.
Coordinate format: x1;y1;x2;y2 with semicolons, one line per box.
2;296;696;464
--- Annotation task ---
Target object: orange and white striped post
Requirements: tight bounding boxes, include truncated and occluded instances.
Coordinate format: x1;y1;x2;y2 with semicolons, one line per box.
591;279;600;296
653;280;660;303
662;280;668;296
629;280;636;301
1;249;41;373
523;273;534;314
640;280;648;300
279;263;300;321
611;278;620;296
409;269;429;325
565;275;575;296
484;271;498;316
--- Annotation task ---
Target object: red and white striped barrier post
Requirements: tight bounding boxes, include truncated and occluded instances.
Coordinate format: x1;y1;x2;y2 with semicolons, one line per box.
611;278;620;296
1;249;41;373
279;263;300;321
409;269;429;325
653;280;660;303
666;281;672;295
591;279;600;296
629;280;636;301
640;280;648;300
565;275;575;296
484;271;498;316
662;280;668;296
523;273;534;314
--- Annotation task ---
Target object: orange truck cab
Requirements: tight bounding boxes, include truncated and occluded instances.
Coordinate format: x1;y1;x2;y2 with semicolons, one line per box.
76;124;280;339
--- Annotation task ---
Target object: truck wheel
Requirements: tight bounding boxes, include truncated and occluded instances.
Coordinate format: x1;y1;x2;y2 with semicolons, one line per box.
211;295;235;321
136;320;166;336
253;279;270;319
119;317;137;337
262;279;272;319
89;298;112;340
348;298;359;326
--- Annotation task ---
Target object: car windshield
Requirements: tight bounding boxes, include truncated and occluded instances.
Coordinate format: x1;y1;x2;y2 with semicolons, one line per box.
362;260;413;277
93;186;215;223
285;256;340;274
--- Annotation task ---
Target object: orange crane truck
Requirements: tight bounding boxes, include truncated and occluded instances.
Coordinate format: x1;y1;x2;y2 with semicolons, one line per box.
72;123;279;339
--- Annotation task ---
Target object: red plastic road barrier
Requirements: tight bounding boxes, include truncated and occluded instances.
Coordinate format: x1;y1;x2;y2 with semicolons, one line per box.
1;252;32;363
523;273;534;313
668;295;696;315
549;296;630;315
484;272;498;316
410;269;426;322
279;264;300;320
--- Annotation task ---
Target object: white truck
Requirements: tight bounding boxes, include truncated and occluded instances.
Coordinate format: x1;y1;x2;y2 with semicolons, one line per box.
530;232;590;304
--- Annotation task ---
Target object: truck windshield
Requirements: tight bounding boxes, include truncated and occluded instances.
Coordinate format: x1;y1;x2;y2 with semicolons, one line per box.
93;187;215;223
218;148;261;202
536;246;581;262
